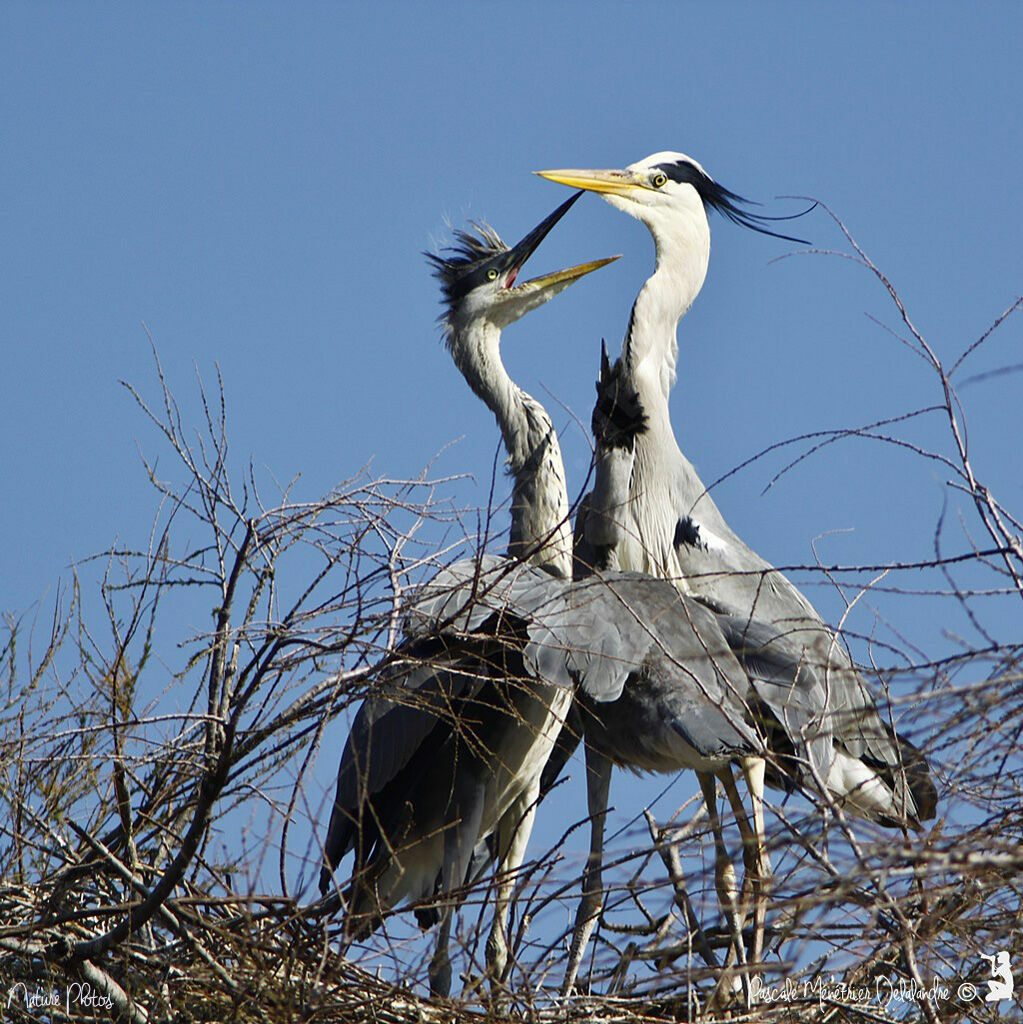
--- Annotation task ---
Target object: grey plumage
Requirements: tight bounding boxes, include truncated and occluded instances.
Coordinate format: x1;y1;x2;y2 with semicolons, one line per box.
321;556;573;930
320;196;621;996
571;580;759;770
323;555;767;922
539;151;935;827
537;150;935;994
585;356;936;824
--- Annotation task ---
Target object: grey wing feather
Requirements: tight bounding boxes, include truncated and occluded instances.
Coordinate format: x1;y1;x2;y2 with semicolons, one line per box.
714;611;907;781
328;659;482;818
409;554;613;696
671;488;905;774
549;574;758;746
407;553;556;634
322;656;487;879
714;613;835;783
562;573;760;770
552;573;728;703
613;578;762;757
323;555;576;880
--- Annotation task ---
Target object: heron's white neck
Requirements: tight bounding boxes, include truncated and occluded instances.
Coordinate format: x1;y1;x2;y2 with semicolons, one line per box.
622;215;710;416
447;317;573;577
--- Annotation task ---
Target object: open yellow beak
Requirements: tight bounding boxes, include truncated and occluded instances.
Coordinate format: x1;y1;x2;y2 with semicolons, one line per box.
534;168;650;196
520;255;620;292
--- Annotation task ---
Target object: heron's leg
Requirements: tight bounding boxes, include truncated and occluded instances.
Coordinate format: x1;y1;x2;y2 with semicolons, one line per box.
720;760;769;974
740;756;770;964
718;770;757;915
428;879;456;996
561;743;612;996
485;789;539;993
698;771;747;1006
429;789;485;998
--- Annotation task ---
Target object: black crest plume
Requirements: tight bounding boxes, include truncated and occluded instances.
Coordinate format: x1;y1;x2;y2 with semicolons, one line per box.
654;159;814;244
425;223;509;309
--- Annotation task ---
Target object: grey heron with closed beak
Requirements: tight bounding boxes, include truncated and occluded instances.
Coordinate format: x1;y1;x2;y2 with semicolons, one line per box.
538;152;936;990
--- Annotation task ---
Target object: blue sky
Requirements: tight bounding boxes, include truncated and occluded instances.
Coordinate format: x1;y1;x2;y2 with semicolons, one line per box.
3;1;1021;968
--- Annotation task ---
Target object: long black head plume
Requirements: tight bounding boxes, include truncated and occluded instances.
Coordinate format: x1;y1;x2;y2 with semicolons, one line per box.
653;158;814;244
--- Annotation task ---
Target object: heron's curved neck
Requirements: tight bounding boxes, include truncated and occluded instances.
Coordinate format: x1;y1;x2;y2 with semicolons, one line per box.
622;217;710;414
448;317;573;577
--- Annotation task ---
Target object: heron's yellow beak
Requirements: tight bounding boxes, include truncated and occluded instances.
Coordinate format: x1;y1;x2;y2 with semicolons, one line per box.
534;168;650;196
519;255;620;292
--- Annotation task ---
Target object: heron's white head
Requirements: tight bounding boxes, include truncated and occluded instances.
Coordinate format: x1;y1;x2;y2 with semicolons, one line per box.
535;151;809;252
534;153;811;389
538;153;710;239
427;192;619;334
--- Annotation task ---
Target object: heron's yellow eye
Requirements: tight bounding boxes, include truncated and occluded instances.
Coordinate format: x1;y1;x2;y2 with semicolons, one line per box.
487;268;499;281
652;173;668;188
